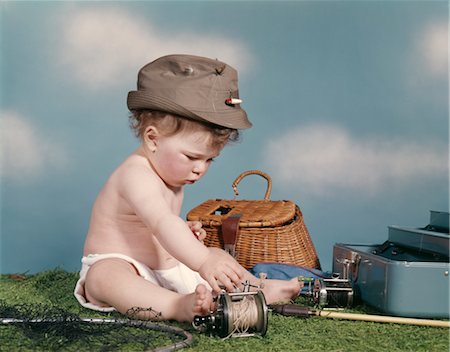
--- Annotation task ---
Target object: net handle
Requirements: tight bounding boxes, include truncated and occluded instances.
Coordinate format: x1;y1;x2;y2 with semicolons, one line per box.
231;170;272;200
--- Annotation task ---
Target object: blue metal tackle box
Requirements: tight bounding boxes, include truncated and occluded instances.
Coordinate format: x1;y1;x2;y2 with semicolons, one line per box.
332;211;449;318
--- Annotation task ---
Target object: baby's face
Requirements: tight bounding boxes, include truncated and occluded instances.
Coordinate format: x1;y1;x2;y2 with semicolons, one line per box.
151;129;222;188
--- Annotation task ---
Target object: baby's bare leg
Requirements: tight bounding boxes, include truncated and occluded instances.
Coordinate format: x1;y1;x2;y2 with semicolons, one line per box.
241;271;301;305
84;258;213;322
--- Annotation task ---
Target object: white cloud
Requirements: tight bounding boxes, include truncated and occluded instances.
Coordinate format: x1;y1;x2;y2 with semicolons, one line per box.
58;8;253;90
419;21;448;76
0;111;69;180
264;123;448;196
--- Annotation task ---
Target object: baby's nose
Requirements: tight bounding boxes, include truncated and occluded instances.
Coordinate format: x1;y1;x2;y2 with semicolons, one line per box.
193;161;207;174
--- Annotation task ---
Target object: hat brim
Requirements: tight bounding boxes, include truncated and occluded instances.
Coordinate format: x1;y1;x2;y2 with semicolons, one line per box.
127;91;252;130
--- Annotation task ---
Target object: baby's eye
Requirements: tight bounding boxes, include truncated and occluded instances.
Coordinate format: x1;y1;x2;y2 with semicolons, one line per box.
185;154;197;161
207;158;215;163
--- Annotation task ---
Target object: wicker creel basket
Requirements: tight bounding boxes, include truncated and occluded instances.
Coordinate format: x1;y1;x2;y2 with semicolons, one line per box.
187;170;321;270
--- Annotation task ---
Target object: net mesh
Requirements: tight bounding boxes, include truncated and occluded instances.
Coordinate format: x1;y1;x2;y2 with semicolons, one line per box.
0;300;193;352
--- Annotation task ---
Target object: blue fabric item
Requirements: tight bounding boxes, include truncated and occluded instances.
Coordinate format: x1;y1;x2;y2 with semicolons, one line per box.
250;262;328;280
250;262;331;295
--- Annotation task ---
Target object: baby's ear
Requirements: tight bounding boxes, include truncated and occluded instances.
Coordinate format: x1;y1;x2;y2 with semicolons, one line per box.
143;126;159;151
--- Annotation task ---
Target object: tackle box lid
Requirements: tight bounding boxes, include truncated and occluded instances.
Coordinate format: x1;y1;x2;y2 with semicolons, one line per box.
388;210;449;257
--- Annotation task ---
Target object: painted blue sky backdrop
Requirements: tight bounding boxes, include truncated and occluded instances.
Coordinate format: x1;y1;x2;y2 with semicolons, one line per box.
1;1;448;274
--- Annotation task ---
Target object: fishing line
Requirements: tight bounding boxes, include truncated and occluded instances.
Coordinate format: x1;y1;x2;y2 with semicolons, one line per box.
227;294;260;337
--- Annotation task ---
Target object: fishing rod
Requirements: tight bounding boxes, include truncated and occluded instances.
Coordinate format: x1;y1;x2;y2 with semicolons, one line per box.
270;303;450;328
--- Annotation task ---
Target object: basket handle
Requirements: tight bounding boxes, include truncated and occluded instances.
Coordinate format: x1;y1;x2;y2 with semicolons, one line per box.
232;170;272;200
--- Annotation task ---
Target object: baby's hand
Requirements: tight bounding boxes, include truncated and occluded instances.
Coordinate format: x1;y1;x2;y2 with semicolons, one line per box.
187;221;207;242
198;247;245;293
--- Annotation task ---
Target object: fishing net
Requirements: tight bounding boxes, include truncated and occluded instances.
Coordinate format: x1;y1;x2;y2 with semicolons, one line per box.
0;300;193;351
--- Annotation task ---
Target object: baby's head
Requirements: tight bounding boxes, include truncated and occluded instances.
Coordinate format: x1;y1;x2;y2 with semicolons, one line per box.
129;110;239;150
127;54;252;141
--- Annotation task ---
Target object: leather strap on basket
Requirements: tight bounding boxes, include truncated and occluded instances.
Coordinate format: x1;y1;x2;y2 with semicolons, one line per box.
221;213;242;258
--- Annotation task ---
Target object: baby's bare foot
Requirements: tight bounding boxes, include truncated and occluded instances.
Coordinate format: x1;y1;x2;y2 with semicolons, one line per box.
179;284;213;322
192;284;213;315
262;277;301;305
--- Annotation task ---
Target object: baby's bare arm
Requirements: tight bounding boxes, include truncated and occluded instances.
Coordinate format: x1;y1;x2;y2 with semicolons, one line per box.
156;215;245;292
117;164;244;292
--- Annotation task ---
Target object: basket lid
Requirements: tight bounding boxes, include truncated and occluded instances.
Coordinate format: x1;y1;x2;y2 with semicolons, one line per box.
187;199;297;228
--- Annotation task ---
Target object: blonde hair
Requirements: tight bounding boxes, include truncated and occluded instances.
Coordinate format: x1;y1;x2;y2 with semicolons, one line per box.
129;110;240;149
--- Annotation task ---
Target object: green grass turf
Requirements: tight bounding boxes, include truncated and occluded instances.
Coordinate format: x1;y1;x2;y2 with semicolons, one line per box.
1;269;449;351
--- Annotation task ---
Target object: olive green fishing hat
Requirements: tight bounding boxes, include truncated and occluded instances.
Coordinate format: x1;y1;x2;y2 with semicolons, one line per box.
127;54;252;129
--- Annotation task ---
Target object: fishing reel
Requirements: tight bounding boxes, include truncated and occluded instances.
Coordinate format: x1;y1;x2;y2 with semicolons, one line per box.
313;278;354;308
300;276;354;308
193;289;268;338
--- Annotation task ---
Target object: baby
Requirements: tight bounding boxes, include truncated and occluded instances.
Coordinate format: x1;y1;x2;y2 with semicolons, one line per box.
74;54;300;322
